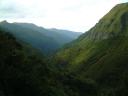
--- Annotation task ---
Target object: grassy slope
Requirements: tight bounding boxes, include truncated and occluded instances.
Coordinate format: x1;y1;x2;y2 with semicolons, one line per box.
55;3;128;71
54;3;128;95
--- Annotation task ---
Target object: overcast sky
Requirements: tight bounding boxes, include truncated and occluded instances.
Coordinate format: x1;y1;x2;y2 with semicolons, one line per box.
0;0;127;32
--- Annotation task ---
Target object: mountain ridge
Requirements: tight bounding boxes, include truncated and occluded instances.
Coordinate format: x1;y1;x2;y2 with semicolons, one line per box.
80;3;128;40
54;3;128;95
0;21;82;55
55;2;128;77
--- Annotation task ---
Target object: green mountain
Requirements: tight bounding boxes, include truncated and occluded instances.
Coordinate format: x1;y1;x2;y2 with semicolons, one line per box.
0;28;97;96
55;3;128;95
0;28;51;96
0;21;81;55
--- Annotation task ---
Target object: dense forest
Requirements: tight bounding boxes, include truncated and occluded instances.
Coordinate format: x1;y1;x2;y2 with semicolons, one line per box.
0;2;128;96
0;28;97;96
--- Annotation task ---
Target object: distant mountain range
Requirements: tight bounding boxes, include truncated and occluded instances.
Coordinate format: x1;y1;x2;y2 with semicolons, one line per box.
0;21;82;55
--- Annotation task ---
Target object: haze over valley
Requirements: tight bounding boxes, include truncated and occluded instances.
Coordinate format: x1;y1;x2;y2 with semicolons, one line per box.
0;0;128;96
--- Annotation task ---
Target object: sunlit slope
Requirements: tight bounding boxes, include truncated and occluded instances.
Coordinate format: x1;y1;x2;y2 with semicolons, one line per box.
55;3;128;73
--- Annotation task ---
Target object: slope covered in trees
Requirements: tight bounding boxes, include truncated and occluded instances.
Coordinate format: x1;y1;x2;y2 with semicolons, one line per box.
54;3;128;95
0;28;53;96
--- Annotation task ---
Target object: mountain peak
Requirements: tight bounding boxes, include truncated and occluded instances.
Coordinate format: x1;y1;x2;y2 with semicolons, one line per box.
82;2;128;40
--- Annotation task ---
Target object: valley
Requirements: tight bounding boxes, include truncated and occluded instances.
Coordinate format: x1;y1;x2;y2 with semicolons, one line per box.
0;2;128;96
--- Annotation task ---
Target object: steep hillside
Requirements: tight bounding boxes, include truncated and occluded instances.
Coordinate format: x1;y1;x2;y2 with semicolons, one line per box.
55;3;128;69
0;28;51;96
55;3;128;95
0;21;81;55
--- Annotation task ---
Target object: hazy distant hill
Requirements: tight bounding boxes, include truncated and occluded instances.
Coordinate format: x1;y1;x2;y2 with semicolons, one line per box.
0;21;82;55
49;28;82;40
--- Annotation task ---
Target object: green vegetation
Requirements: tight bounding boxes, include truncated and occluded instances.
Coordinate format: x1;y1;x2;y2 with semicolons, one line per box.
0;2;128;96
0;28;52;96
0;28;97;96
54;2;128;96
